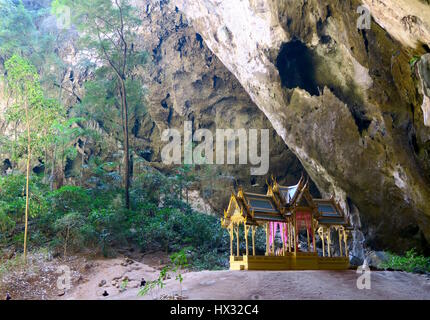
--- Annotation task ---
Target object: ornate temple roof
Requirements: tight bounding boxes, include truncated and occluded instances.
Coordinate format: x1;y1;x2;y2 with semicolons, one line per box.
221;176;352;229
270;176;306;208
242;192;279;214
314;198;351;227
221;189;284;227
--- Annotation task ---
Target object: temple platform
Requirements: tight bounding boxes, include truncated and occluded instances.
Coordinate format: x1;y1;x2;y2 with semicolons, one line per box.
230;253;349;271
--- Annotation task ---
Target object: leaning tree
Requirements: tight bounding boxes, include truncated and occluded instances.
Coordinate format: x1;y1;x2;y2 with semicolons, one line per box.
54;0;147;209
4;54;62;259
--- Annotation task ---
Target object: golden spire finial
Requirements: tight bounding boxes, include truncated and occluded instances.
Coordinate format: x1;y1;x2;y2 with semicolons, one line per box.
271;174;276;183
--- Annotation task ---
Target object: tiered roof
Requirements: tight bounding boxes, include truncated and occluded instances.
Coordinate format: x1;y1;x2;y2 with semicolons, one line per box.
314;198;351;228
221;189;284;227
270;177;304;208
222;175;352;229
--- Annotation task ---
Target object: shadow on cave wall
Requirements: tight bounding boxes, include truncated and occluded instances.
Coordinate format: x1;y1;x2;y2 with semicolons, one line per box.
276;39;371;134
276;40;320;96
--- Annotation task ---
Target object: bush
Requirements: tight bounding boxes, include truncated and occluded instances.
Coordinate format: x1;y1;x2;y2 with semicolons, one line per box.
0;174;48;247
48;185;92;215
133;208;229;270
53;211;86;257
36;186;91;241
0;207;15;243
0;168;231;270
0;174;48;222
87;208;130;256
380;249;430;274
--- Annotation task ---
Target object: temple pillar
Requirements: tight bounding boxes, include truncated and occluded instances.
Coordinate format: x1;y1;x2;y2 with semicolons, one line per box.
294;215;297;253
265;223;269;256
312;219;316;253
282;224;286;256
229;224;233;256
289;222;292;252
235;224;240;256
320;227;325;257
251;226;256;256
327;228;331;257
306;229;311;252
338;228;343;257
343;230;349;257
244;224;249;257
271;223;275;255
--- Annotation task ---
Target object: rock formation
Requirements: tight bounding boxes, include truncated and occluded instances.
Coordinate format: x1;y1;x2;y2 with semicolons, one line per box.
2;0;430;258
172;0;430;254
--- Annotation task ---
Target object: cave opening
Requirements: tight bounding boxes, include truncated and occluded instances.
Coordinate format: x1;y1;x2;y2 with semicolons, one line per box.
65;158;74;178
2;159;12;173
276;40;320;96
349;104;372;134
420;42;430;53
33;159;45;175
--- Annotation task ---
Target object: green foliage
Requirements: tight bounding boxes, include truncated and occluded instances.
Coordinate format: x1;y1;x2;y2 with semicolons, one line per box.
0;174;48;251
138;264;169;297
0;252;26;279
56;0;148;209
0;209;15;243
55;0;148;133
139;209;229;270
49;117;84;165
56;0;144;70
87;208;130;256
3;55;65;163
380;249;430;274
120;278;129;290
0;0;38;60
0;174;48;233
53;211;86;256
138;249;189;298
0;166;229;268
0;1;229;270
4;54;43;107
79;76;145;139
409;55;421;74
170;249;188;295
0;0;68;96
49;185;92;214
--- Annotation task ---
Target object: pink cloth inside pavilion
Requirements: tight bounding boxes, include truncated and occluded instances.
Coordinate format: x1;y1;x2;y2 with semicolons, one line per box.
268;212;314;251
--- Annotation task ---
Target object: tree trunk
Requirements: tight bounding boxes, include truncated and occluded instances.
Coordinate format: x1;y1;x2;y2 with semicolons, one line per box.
120;79;130;209
64;226;70;258
23;102;31;261
80;139;86;186
43;133;48;184
50;143;57;191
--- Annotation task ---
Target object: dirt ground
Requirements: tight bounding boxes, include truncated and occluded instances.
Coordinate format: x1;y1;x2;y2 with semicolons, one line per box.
63;255;430;300
2;252;430;300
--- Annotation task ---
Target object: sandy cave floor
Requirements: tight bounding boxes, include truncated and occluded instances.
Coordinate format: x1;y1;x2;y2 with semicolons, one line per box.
61;255;430;300
2;252;430;300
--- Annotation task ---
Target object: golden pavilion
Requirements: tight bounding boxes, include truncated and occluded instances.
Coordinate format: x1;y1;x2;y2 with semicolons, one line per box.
221;176;352;270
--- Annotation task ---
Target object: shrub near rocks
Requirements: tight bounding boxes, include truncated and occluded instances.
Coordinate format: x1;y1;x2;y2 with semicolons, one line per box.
381;249;430;274
0;169;231;270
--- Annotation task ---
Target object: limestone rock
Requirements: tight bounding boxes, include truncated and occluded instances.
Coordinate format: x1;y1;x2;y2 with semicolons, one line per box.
173;0;430;253
418;54;430;127
1;0;430;255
